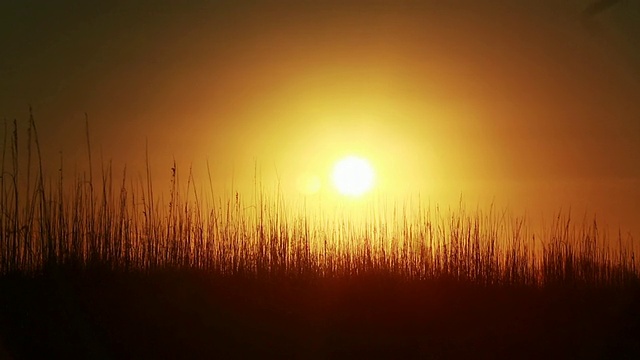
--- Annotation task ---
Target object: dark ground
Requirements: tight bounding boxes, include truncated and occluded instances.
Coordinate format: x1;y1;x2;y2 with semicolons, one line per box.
0;269;639;359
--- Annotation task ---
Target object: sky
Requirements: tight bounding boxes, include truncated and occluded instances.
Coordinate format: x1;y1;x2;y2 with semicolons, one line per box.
1;0;639;238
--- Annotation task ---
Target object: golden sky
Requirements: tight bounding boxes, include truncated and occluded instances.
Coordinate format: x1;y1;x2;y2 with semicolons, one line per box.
1;1;639;237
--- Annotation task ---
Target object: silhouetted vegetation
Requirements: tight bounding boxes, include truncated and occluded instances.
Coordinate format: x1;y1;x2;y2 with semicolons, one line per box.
1;115;638;358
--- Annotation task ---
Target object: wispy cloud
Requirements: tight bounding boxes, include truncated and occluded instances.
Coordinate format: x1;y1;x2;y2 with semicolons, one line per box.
583;0;622;17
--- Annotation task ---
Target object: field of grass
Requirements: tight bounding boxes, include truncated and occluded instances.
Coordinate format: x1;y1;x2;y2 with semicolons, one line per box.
1;117;639;358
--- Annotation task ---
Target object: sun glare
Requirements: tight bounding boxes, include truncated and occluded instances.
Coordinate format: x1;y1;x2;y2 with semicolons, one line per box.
296;172;321;195
332;156;375;197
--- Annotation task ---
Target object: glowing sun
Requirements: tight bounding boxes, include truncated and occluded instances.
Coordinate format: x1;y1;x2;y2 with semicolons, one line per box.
332;156;375;196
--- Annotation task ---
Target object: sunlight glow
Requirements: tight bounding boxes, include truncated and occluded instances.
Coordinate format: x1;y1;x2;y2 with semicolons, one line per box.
296;172;322;195
331;156;375;197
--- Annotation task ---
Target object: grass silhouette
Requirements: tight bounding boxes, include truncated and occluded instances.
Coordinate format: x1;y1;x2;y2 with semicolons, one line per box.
0;113;638;358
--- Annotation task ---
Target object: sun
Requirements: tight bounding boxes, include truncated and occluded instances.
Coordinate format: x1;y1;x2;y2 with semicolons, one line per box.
331;156;375;197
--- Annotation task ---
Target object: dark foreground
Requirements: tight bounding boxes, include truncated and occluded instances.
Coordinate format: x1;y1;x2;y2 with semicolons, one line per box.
1;269;639;359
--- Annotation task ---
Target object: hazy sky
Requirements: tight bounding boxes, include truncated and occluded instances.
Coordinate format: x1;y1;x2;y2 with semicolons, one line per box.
1;0;639;236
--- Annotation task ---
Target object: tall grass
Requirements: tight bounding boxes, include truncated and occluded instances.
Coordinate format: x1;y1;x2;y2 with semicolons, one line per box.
1;114;638;288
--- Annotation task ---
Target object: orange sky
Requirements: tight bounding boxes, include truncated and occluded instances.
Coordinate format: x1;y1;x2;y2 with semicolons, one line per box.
1;0;639;238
